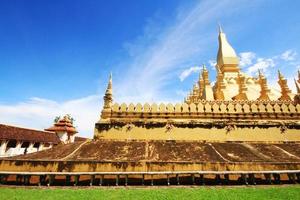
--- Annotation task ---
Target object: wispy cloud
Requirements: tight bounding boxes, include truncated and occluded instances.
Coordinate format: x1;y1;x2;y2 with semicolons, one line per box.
280;50;297;61
247;57;275;74
115;0;253;103
239;52;256;67
208;60;217;68
3;0;296;137
0;95;100;138
179;66;201;81
241;50;299;93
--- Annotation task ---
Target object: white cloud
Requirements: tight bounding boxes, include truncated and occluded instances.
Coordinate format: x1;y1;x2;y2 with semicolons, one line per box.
116;0;252;102
208;60;217;68
246;57;275;74
239;52;256;67
280;50;297;61
179;66;201;81
1;0;283;138
0;95;100;138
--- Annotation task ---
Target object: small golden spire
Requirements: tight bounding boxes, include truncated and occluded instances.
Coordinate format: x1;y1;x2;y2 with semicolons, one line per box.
103;73;113;109
257;69;270;101
214;65;225;100
198;72;204;99
202;64;210;85
277;70;292;101
232;73;248;100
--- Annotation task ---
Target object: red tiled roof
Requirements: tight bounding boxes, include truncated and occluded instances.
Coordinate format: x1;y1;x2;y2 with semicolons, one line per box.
45;117;77;134
0;124;60;144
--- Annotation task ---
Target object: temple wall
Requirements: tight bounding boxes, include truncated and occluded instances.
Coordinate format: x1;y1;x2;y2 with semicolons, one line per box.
0;160;299;173
95;127;300;142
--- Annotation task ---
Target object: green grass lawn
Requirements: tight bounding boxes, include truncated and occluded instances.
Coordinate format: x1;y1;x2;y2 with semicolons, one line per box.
0;186;300;200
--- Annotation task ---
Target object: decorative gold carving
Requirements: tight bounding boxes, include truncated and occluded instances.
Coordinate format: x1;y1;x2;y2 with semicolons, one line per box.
278;70;292;101
232;73;248;100
214;65;226;100
257;70;270;101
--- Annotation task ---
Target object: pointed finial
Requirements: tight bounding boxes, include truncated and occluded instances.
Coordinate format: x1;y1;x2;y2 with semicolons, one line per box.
258;69;262;76
103;73;113;109
218;23;223;33
202;64;207;71
278;70;284;79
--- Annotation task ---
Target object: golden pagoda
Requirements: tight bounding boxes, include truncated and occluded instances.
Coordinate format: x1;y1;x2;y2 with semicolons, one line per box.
95;28;299;142
1;27;300;187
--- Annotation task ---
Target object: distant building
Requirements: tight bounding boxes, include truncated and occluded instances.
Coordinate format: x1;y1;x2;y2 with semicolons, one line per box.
0;124;59;157
45;115;78;144
0;115;85;157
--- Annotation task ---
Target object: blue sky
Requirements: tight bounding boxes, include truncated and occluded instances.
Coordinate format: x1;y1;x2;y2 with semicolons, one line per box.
0;0;300;137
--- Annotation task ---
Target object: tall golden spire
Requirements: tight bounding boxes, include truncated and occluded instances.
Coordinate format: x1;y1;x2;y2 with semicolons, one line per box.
298;70;300;84
103;73;113;109
214;65;226;100
216;25;240;73
232;73;248;100
277;70;292;101
257;69;270;101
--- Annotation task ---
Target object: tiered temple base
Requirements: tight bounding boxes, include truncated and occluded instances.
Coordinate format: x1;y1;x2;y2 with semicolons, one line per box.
0;140;300;186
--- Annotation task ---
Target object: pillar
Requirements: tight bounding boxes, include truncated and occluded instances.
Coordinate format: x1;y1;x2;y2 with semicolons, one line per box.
65;175;71;185
74;175;80;186
241;174;248;185
0;174;7;184
14;141;23;156
176;174;180;185
116;175;119;186
215;174;221;185
24;175;31;185
224;174;229;185
27;142;35;154
273;173;281;184
167;174;170;186
200;174;205;185
288;173;296;184
264;174;272;184
39;143;45;151
16;175;23;184
296;173;300;183
191;174;195;185
39;175;46;186
47;175;55;186
125;175;128;186
248;174;256;185
151;175;154;186
0;140;8;156
90;175;95;186
99;175;103;186
141;174;144;185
